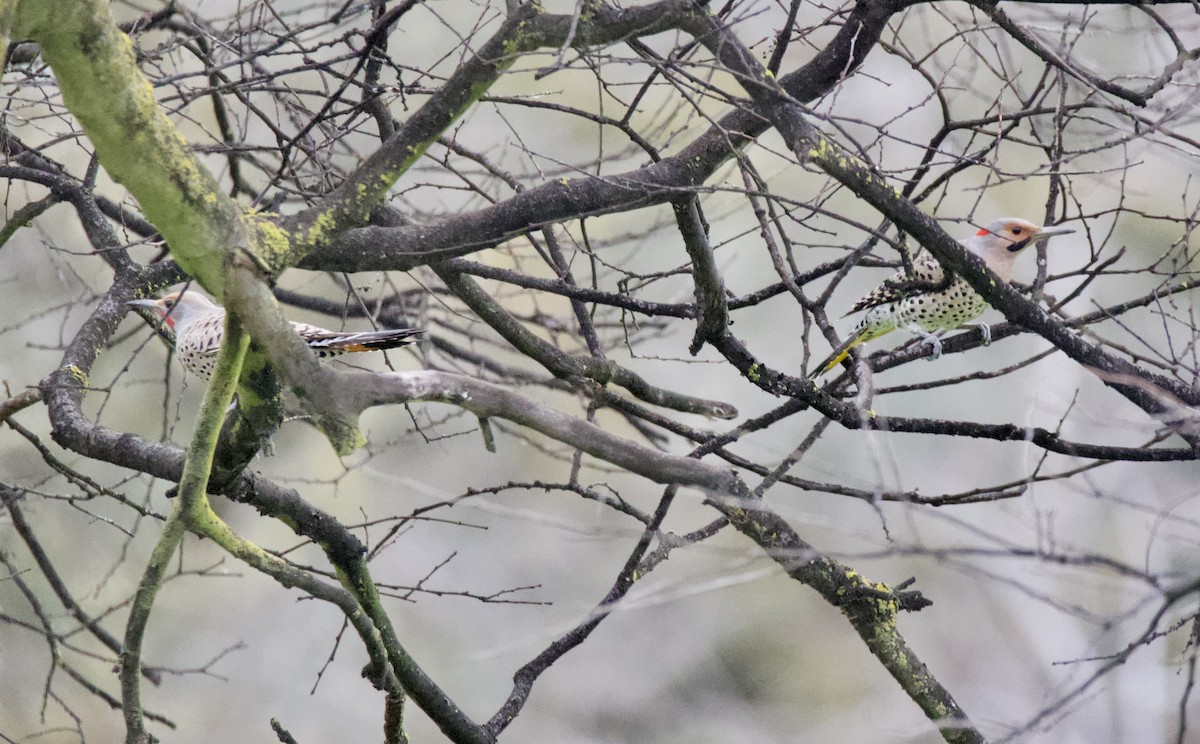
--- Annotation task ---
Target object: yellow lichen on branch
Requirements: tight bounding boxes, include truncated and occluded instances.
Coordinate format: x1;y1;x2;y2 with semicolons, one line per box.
14;0;246;294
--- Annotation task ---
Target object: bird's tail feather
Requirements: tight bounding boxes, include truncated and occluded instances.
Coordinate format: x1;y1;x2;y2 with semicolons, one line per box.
809;328;870;378
308;328;425;353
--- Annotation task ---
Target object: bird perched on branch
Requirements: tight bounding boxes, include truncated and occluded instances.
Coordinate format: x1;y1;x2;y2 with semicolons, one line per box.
810;218;1073;377
128;290;423;380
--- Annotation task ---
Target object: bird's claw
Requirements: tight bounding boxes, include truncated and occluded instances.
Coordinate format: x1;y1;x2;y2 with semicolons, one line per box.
978;322;992;346
924;335;942;361
907;324;943;361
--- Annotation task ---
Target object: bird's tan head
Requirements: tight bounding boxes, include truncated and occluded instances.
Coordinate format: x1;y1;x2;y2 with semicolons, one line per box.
127;290;219;329
967;218;1074;280
973;218;1074;255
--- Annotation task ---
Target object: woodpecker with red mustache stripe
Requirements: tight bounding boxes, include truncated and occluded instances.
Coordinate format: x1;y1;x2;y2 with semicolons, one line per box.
128;291;423;380
810;218;1074;377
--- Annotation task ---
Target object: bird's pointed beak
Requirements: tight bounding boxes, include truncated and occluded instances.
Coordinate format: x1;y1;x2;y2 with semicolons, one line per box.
1037;225;1074;238
126;299;159;311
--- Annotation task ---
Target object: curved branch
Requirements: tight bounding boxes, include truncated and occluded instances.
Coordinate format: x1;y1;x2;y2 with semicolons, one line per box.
285;0;722;262
673;197;729;354
334;366;982;741
432;266;737;418
344;369;745;491
298;0;900;272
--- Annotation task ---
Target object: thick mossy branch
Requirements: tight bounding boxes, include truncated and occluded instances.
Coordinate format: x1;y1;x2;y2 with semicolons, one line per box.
41;287;482;739
119;311;247;744
195;507;494;743
120;508;186;744
210;348;284;489
189;508;406;696
335;555;492;744
182;325;485;741
15;1;359;451
223;266;366;453
711;497;985;744
15;0;246;294
177;313;250;508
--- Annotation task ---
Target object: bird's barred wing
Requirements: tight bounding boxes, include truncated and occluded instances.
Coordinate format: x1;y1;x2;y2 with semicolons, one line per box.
845;253;948;315
291;321;424;354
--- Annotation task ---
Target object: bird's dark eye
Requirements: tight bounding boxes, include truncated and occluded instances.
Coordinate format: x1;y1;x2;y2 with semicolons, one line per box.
164;300;175;309
1012;226;1023;235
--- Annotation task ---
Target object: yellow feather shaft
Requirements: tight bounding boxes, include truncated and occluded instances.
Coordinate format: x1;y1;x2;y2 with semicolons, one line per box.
810;327;881;378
